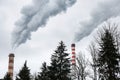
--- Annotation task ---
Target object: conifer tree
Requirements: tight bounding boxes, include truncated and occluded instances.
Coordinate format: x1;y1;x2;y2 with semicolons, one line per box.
97;26;120;80
3;73;12;80
37;62;49;80
48;41;71;80
16;61;31;80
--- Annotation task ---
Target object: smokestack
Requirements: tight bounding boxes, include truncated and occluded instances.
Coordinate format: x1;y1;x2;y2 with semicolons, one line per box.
71;43;77;79
71;43;76;65
8;53;15;79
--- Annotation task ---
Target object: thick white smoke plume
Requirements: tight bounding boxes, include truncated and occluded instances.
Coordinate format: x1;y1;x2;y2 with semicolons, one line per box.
12;0;76;48
75;0;120;41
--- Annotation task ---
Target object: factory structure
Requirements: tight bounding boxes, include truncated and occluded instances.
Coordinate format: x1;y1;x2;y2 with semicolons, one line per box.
1;43;77;80
71;43;77;79
0;53;15;80
71;43;76;65
8;53;15;80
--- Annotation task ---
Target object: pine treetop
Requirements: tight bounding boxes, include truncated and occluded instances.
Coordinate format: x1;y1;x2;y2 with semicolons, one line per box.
16;61;31;80
97;26;120;80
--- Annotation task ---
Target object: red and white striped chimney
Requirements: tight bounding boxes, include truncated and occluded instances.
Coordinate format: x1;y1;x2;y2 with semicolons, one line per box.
8;53;15;79
71;43;76;65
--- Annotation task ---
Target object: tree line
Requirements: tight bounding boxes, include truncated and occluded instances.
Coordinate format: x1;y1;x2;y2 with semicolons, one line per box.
3;23;120;80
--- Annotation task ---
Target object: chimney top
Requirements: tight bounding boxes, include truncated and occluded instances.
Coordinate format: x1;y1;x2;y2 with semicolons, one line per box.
9;53;15;57
71;43;75;47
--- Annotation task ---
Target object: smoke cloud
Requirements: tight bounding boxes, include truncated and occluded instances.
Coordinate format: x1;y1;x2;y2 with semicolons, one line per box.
75;0;120;42
12;0;76;48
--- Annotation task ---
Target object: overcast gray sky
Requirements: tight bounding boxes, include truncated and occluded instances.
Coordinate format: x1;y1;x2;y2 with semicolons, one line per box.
0;0;120;79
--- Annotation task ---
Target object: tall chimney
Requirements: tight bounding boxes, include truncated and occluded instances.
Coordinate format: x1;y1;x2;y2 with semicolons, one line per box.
8;53;15;79
71;43;77;80
71;43;76;65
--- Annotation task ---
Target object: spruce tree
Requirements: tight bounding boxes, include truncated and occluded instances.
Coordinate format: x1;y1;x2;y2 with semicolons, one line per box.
16;61;31;80
48;41;71;80
97;27;120;80
38;62;49;80
3;73;12;80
